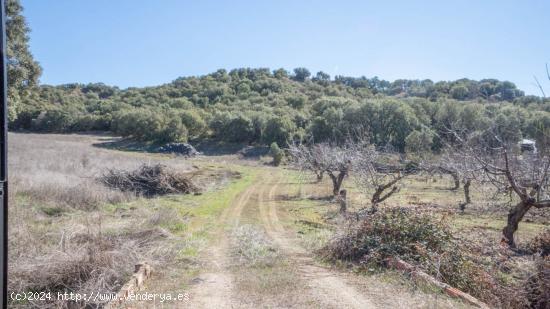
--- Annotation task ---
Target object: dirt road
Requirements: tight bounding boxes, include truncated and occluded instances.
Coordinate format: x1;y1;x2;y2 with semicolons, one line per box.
184;169;375;308
186;180;256;308
185;168;469;308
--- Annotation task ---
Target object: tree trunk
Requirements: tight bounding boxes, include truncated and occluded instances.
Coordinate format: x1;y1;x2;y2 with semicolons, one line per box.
451;172;460;190
371;188;382;212
502;201;532;248
315;170;324;182
338;190;347;214
370;177;402;213
463;179;471;204
328;171;346;196
459;179;472;211
371;186;398;212
328;174;338;196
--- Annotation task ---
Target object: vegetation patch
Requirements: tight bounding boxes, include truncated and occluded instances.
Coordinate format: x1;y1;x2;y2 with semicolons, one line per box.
10;224;175;308
527;229;550;257
525;257;550;309
321;207;521;307
38;206;67;217
99;163;198;196
231;225;280;267
154;166;257;264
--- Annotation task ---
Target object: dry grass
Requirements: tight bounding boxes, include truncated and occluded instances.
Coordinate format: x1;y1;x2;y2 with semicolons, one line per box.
8;133;194;308
231;225;280;267
10;215;177;308
17;181;131;211
285;170;550;308
229;225;311;308
9;133;179;210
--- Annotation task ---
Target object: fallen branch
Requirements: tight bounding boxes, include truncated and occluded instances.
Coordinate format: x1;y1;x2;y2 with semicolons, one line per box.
385;257;490;309
295;219;329;229
105;262;153;309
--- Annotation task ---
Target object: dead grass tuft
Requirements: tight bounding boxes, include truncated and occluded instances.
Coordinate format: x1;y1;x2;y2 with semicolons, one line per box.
231;225;280;267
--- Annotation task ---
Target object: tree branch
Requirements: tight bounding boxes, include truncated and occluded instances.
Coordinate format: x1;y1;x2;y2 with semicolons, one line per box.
502;149;527;200
377;186;399;203
533;200;550;208
534;75;547;98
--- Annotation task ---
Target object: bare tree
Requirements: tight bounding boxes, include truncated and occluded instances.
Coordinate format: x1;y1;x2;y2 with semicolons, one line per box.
420;148;477;210
451;131;550;248
289;143;354;197
288;143;323;181
353;144;413;212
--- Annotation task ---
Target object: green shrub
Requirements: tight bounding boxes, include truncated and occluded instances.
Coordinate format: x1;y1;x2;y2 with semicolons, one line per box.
405;128;434;155
9;107;40;129
159;115;188;143
8;67;540;149
287;95;307;109
71;114;111;131
270;142;284;166
224;115;255;143
31;109;75;132
323;208;452;263
179;110;207;139
263;116;296;146
111;109;188;143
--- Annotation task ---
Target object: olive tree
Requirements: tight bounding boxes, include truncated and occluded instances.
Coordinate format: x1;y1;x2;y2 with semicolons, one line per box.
419;148;478;210
352;144;414;212
451;130;550;248
288;143;354;197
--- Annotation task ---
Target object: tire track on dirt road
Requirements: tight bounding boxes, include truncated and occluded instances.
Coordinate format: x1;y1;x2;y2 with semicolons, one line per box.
186;178;258;308
260;171;377;309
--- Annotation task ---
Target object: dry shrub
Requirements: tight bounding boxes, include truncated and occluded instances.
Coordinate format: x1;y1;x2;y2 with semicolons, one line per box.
323;208;453;263
9;225;174;308
231;225;280;267
528;229;550;257
322;208;496;304
10;234;136;308
100;164;198;196
525;257;550;309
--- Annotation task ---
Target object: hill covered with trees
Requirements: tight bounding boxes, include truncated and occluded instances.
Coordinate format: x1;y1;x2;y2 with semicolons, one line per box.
9;67;550;152
5;0;550;153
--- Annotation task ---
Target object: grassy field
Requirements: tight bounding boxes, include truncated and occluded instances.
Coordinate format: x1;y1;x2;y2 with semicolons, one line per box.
281;169;548;242
276;168;548;307
8;133;251;308
8;133;548;308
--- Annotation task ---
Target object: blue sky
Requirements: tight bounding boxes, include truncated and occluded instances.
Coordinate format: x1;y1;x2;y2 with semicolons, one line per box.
22;0;550;94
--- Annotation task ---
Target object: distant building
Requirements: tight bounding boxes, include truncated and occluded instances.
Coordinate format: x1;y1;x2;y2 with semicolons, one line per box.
520;139;537;153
